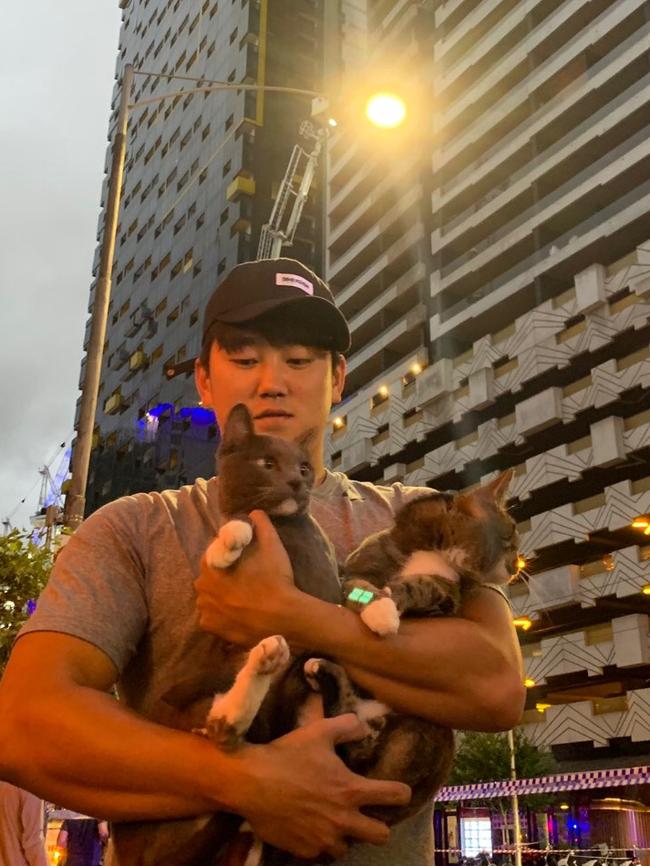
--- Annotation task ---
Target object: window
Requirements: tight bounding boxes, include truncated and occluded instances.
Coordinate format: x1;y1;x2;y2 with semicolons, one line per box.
229;28;238;45
222;160;231;177
217;258;226;274
225;113;233;131
155;298;167;316
202;123;210;140
220;208;229;225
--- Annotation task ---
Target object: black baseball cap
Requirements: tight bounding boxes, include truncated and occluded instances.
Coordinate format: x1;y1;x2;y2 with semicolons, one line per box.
202;258;351;353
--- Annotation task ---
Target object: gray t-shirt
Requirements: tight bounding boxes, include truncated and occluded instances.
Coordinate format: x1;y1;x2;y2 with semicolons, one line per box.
21;470;434;865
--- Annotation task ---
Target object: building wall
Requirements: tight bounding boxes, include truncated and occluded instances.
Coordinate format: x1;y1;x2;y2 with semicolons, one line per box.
78;0;325;512
325;0;650;767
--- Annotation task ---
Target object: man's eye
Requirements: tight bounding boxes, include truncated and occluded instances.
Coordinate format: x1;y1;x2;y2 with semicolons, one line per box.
232;358;257;367
256;456;276;469
287;357;311;367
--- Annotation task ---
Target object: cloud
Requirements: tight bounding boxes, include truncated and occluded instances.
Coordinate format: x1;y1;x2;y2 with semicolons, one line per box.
0;0;121;530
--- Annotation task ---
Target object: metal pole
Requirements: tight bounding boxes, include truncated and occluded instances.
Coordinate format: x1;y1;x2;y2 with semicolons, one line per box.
65;64;134;530
508;728;523;866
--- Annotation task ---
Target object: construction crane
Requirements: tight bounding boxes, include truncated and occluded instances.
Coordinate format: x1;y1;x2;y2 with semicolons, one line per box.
257;119;327;260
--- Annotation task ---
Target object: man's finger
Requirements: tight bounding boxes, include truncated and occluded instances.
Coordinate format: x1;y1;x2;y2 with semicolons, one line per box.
248;509;277;542
317;712;370;745
356;778;412;808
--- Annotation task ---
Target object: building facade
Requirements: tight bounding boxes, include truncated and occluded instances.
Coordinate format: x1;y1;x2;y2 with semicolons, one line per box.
78;0;326;511
325;0;650;791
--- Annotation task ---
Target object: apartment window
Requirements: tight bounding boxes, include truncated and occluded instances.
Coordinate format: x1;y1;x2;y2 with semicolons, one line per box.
220;208;229;225
180;129;191;150
225;113;234;131
207;41;215;58
174;214;186;235
190;309;199;326
209;3;218;18
151;344;163;362
170;260;182;279
159;252;171;271
167;306;179;324
222;160;231;178
193;260;202;276
183;249;193;272
198;168;207;185
217;258;226;274
229;28;238;45
155;298;167;316
202;123;210;140
196;212;205;229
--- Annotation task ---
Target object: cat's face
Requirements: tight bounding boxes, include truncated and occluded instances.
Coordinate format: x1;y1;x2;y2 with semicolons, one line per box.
394;472;519;585
218;404;315;517
452;472;519;584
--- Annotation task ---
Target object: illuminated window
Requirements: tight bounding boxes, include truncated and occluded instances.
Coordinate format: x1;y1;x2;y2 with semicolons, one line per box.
460;817;492;857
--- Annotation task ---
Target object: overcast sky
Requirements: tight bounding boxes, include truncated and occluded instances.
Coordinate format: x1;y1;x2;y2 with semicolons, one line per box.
0;2;122;532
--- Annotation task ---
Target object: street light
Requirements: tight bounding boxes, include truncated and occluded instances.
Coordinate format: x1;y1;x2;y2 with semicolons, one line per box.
65;65;409;530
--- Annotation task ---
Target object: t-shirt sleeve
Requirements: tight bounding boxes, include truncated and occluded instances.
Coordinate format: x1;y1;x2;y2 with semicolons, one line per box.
18;497;149;673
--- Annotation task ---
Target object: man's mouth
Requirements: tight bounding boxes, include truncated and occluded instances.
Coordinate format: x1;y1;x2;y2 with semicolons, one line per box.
254;410;293;419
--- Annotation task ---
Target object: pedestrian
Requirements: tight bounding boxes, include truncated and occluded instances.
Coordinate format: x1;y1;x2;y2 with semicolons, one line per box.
0;780;48;866
57;818;109;866
0;258;524;865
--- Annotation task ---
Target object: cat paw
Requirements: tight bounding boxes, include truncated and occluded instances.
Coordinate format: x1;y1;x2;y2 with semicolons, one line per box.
248;635;290;675
207;520;253;567
361;597;400;636
303;657;323;691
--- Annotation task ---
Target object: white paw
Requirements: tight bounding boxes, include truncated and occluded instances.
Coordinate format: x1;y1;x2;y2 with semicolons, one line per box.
249;635;290;675
207;520;253;567
303;657;322;691
360;597;400;636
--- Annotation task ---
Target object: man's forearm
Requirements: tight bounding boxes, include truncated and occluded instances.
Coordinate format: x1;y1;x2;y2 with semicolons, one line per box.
1;680;243;820
283;590;525;729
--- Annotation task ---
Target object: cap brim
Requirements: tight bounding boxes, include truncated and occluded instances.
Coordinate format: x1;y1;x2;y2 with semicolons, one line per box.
214;295;351;352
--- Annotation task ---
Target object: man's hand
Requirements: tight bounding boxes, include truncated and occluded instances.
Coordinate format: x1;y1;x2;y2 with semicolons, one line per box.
233;713;411;860
195;510;300;646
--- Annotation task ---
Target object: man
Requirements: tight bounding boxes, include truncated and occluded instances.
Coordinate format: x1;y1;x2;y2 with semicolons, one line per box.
57;817;109;866
0;259;524;865
0;781;48;866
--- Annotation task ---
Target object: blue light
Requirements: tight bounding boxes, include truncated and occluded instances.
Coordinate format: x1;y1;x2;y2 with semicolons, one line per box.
26;599;37;616
147;402;174;418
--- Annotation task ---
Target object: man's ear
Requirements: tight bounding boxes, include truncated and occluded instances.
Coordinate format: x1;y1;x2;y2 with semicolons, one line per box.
331;355;347;405
194;358;211;407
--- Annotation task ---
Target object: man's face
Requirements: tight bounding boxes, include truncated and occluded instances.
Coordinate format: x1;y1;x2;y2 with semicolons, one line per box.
195;338;346;463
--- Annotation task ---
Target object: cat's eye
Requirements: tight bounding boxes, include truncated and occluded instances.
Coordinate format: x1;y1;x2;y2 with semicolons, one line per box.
299;462;311;477
256;456;276;470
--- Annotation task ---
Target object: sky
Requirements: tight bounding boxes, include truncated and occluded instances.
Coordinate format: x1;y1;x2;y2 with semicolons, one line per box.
0;2;122;532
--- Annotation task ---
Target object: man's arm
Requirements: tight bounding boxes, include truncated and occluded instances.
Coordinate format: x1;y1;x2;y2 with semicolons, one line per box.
195;511;526;731
0;632;409;860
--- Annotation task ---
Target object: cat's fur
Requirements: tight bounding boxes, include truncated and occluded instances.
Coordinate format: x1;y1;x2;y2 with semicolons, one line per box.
111;405;519;866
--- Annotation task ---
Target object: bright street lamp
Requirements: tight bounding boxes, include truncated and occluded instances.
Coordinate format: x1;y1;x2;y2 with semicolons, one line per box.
64;64;409;530
365;92;407;129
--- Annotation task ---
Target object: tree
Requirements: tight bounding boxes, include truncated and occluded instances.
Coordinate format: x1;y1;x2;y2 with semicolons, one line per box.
0;530;52;673
449;729;558;846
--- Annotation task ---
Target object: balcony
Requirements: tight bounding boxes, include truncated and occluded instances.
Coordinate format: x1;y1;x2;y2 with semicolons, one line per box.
226;175;256;202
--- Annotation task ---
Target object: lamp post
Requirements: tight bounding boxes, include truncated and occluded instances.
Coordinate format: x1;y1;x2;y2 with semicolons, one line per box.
507;728;523;866
64;65;408;530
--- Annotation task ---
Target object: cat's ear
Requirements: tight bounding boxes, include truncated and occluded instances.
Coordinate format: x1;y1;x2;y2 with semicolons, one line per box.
481;469;515;504
221;403;254;452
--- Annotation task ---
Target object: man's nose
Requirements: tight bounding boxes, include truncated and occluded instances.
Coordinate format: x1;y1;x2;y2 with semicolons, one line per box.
257;360;288;396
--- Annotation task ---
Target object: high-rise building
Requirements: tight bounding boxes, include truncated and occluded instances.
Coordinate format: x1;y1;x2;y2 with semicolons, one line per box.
326;0;650;802
78;0;326;512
